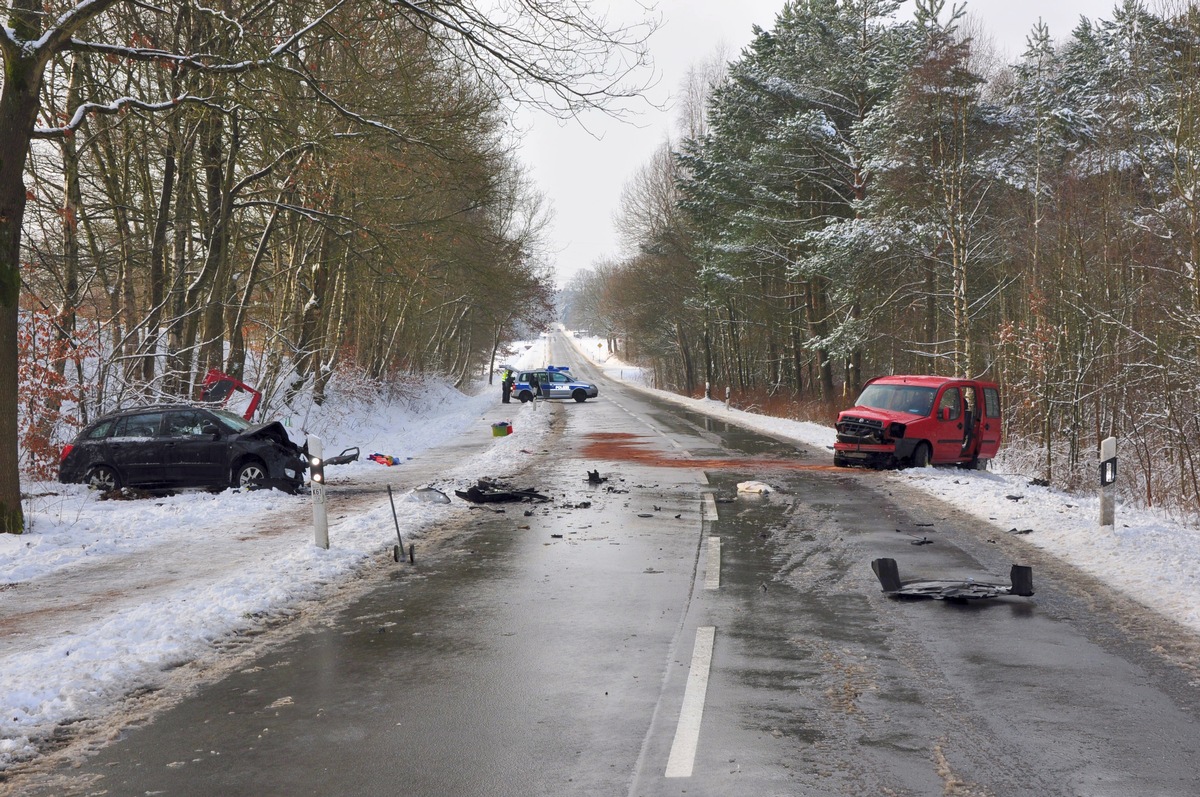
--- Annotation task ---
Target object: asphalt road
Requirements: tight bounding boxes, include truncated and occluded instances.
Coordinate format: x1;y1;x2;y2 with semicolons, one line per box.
9;333;1200;796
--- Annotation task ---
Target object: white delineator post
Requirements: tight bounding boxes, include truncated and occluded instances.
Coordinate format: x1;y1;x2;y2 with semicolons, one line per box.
309;435;329;549
1099;436;1117;529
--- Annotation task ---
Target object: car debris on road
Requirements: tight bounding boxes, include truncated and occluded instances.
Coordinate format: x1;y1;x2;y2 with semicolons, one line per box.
871;557;1034;601
408;487;451;504
454;478;550;503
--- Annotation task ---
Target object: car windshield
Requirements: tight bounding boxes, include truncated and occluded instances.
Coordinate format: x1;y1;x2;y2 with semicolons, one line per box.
209;408;254;431
856;384;937;416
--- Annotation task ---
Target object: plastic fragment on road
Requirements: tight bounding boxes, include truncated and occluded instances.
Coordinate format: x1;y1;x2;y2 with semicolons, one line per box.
408;487;450;504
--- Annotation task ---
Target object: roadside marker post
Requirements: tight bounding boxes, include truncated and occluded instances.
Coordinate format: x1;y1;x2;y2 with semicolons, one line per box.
309;435;329;549
1099;436;1117;529
387;485;415;563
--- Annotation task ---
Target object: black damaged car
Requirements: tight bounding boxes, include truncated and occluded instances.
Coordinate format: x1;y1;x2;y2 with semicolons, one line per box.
58;404;307;493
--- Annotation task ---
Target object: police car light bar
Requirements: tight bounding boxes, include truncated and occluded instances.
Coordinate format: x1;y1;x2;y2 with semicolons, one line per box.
547;365;571;372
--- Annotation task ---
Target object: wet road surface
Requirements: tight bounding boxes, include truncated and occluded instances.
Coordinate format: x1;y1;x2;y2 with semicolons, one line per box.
8;333;1200;796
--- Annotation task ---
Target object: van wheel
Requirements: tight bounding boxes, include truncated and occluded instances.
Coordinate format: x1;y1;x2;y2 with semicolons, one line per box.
572;389;587;402
910;442;932;468
518;391;531;403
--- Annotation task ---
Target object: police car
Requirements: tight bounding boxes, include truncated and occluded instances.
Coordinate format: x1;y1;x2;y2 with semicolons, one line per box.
511;365;599;403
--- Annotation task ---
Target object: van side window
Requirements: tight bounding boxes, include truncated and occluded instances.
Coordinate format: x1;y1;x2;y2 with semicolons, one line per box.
937;389;961;421
984;387;1001;418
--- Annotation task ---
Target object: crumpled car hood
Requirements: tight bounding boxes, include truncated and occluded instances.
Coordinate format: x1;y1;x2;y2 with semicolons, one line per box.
235;421;301;452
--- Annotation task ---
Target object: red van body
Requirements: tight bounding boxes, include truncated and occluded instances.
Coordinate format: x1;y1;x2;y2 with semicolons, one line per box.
833;375;1002;469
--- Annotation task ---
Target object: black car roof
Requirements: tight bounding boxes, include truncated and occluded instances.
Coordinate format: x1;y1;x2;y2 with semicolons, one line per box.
91;403;215;422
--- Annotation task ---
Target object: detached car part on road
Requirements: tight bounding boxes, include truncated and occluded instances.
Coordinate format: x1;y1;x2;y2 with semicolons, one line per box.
834;375;1002;469
511;365;598;403
59;404;307;493
871;557;1034;601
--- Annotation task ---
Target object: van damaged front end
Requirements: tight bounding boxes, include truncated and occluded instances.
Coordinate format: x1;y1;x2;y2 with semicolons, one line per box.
833;413;919;468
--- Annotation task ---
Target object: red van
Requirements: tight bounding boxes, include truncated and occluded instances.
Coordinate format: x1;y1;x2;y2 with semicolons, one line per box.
833;375;1002;469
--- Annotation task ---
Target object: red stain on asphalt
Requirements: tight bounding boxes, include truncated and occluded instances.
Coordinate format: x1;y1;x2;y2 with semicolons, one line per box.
580;432;844;471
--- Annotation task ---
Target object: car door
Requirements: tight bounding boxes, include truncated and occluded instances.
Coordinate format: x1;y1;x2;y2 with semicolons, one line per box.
547;372;572;398
160;409;227;486
930;387;967;463
109;411;168;486
978;386;1003;458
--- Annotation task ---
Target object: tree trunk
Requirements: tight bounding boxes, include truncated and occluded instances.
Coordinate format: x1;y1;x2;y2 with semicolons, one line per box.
227;202;282;378
0;50;44;532
165;130;196;397
199;112;240;380
142;148;176;383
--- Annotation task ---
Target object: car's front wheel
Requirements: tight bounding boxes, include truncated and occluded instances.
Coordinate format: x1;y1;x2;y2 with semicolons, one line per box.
572;389;588;402
234;459;267;489
910;442;933;468
517;391;532;403
86;465;121;492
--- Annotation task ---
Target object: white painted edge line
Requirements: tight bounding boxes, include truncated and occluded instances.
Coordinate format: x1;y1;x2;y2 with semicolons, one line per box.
664;626;716;778
704;537;721;591
703;492;718;521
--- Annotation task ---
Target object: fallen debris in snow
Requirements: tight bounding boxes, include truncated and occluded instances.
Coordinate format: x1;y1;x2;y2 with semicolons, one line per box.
408;487;450;504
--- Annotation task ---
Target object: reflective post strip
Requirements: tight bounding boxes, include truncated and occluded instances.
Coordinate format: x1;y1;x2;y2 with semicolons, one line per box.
1099;436;1117;528
309;435;328;549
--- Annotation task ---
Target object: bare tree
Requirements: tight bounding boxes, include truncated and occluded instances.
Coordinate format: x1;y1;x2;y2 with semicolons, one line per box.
0;0;656;533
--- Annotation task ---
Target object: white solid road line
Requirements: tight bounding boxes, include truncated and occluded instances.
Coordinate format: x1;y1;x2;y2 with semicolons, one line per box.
664;626;716;778
704;536;721;591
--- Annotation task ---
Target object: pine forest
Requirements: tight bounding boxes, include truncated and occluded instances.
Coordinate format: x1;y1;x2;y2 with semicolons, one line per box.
561;0;1200;516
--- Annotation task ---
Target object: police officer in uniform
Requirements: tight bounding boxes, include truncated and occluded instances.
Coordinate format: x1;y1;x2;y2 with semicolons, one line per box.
501;366;514;403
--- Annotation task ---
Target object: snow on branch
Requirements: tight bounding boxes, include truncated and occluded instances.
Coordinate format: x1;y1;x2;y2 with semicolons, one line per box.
32;93;216;138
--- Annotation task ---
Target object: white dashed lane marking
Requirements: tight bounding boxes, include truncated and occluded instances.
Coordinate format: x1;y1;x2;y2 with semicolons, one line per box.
664;626;716;778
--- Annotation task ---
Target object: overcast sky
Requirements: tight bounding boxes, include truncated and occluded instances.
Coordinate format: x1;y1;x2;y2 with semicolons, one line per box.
517;0;1126;288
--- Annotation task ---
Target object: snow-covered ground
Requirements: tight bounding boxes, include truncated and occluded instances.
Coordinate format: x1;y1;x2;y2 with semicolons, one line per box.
3;330;1199;773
